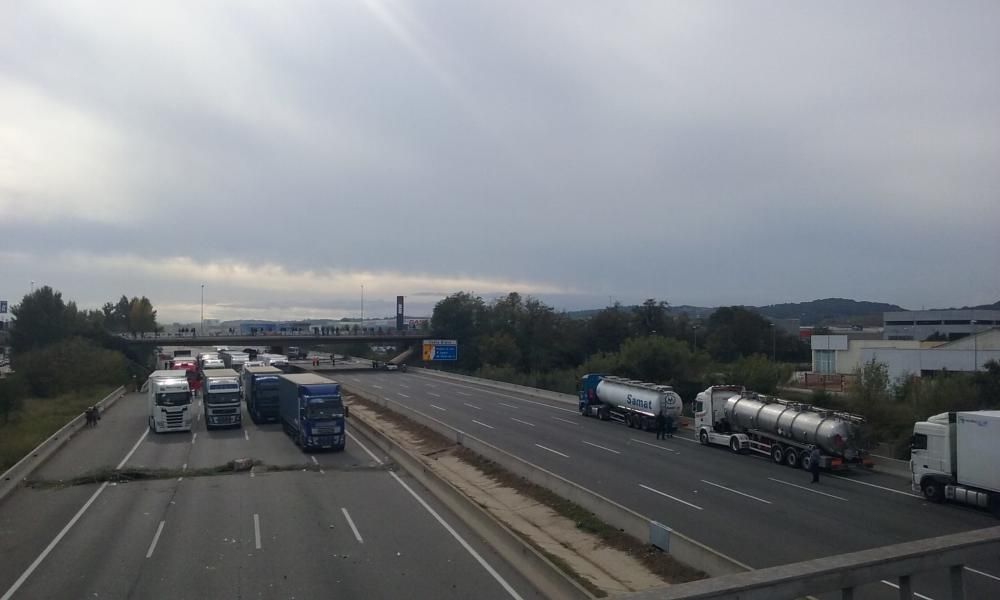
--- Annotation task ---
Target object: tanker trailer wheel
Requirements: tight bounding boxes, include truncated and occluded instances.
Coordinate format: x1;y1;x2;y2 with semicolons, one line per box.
921;478;945;503
771;444;785;464
784;448;800;468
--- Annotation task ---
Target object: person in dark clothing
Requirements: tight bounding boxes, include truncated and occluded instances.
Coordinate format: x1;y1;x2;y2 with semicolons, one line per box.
664;414;675;438
654;413;666;440
809;446;821;483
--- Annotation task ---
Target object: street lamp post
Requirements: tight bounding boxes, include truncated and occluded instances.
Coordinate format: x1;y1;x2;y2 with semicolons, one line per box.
770;323;776;361
201;284;204;337
972;319;978;372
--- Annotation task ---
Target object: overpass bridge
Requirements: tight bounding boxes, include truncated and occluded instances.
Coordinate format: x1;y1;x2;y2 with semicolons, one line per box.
114;331;428;348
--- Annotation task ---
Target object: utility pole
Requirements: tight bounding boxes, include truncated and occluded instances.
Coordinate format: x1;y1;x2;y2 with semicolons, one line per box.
972;319;978;372
770;322;776;361
361;284;365;329
201;284;205;337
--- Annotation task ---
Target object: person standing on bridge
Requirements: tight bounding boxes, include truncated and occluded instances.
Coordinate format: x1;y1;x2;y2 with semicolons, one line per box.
809;446;821;483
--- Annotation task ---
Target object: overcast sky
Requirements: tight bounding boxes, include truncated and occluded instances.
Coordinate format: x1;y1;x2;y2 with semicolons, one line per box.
2;1;998;323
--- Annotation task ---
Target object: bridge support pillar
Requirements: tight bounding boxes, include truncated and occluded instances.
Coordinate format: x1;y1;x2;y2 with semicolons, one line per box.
898;574;912;599
949;564;965;600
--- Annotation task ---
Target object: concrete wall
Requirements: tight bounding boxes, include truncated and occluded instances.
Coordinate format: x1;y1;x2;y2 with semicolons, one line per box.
862;347;1000;381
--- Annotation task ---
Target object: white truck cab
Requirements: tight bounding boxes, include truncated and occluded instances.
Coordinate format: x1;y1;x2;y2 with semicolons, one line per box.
147;370;193;433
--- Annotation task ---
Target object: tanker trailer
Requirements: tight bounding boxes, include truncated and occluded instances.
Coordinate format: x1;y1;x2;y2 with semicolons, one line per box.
694;385;873;471
578;374;683;430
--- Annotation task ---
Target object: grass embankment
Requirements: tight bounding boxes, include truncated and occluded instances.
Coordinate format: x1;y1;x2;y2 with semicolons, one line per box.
0;385;117;472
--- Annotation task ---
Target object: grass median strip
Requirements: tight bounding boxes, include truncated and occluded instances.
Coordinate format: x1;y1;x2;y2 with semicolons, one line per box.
345;388;706;594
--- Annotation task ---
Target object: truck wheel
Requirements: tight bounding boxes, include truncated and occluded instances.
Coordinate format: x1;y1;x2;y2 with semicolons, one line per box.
580;404;588;416
771;445;785;464
625;414;634;428
784;448;800;468
922;479;945;503
699;430;709;445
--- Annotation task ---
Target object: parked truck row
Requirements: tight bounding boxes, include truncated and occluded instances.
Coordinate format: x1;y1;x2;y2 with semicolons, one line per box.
578;373;999;517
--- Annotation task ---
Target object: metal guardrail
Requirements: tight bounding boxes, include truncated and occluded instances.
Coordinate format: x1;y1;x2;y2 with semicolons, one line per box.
0;386;126;504
616;525;1000;599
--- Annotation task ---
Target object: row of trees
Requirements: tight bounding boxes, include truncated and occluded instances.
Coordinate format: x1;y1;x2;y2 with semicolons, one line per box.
832;359;1000;456
0;287;147;422
428;292;806;395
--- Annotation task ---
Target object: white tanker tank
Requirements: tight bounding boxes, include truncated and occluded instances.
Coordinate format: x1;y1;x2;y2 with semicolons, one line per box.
694;386;873;470
724;395;865;459
578;374;683;430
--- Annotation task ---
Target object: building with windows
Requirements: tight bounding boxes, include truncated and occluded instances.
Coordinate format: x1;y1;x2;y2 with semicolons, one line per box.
883;309;1000;341
813;329;999;382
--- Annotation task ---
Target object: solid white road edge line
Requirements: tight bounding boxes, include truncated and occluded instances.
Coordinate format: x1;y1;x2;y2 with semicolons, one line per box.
829;474;922;498
1;482;110;600
145;521;166;558
345;431;522;599
342;508;364;544
701;479;772;504
427;378;576;413
768;477;848;501
582;440;620;454
472;419;495;430
254;514;262;550
639;483;703;510
389;470;524;600
1;425;150;598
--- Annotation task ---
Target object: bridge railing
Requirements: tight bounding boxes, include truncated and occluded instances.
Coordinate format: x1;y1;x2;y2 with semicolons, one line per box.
615;524;1000;600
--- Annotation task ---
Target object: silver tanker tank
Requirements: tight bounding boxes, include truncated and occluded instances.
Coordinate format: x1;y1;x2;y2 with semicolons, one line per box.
595;377;683;418
724;394;866;459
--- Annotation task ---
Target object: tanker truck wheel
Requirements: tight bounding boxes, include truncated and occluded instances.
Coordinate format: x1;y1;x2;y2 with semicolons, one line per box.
625;414;634;428
771;444;785;464
784;448;800;468
921;478;945;503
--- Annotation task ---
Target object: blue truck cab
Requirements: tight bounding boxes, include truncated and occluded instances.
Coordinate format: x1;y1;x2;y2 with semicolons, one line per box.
278;373;346;451
243;365;283;423
578;373;605;415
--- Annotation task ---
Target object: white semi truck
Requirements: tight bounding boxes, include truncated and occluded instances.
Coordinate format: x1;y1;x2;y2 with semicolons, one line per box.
220;350;250;373
577;374;683;430
202;368;243;429
911;411;1000;516
695;385;873;471
147;369;193;433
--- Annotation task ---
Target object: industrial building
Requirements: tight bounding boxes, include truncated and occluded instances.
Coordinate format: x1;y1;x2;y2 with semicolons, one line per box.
883;309;1000;341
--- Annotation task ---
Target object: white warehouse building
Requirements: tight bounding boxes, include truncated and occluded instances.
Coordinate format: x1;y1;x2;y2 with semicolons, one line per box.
883;309;1000;341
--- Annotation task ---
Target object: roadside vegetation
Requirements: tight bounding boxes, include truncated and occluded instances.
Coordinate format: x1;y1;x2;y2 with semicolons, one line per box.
0;286;158;470
425;291;1000;455
428;292;806;400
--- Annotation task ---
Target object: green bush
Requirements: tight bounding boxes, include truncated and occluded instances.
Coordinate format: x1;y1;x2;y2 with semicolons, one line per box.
16;338;128;398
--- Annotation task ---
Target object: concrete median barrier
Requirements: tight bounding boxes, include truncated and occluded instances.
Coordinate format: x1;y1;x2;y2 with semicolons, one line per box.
348;387;751;578
349;411;595;600
0;386;126;505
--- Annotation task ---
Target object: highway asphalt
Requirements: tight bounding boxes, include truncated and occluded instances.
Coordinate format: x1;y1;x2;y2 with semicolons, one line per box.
341;370;1000;600
0;388;543;600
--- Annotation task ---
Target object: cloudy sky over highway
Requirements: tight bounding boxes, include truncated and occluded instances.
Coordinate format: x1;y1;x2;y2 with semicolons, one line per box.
2;1;998;322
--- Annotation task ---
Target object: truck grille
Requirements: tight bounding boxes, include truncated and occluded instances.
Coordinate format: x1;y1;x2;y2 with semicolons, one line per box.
166;413;185;426
311;423;341;435
211;407;240;415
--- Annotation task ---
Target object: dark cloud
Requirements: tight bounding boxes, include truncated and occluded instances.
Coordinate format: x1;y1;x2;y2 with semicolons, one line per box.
1;1;998;320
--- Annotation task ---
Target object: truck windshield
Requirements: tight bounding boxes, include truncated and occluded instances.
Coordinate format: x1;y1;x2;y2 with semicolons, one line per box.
305;396;343;420
206;392;240;404
156;392;191;406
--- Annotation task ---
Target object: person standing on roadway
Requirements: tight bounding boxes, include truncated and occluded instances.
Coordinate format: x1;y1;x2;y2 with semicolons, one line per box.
654;412;666;440
809;446;821;483
664;414;675;438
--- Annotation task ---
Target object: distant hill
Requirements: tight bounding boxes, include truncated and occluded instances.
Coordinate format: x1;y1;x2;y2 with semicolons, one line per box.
937;299;1000;311
565;298;905;326
753;298;903;326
